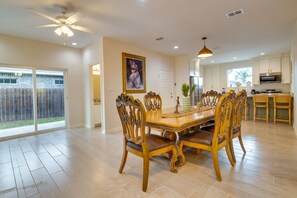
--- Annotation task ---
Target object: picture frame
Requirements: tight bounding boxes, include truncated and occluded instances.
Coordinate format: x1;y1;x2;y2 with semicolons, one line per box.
122;52;146;93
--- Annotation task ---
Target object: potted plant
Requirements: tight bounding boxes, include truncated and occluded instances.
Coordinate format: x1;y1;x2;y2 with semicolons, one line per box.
181;83;196;111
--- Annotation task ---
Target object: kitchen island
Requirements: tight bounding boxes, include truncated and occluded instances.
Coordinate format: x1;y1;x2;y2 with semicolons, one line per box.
245;94;293;123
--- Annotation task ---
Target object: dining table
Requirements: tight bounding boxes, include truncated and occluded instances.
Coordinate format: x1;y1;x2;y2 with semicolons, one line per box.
145;106;215;167
145;106;215;133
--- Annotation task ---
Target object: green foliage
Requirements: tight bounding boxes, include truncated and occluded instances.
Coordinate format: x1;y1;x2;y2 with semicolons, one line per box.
181;83;196;97
0;117;64;130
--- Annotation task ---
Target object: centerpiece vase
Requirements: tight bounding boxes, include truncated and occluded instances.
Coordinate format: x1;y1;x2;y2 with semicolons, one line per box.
182;96;191;111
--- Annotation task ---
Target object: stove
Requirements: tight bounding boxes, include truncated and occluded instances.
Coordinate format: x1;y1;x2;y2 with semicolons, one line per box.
261;89;282;94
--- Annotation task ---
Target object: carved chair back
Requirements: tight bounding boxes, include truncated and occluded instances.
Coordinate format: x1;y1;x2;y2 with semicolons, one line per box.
144;91;162;111
116;93;147;146
201;90;222;107
233;90;247;129
212;91;235;144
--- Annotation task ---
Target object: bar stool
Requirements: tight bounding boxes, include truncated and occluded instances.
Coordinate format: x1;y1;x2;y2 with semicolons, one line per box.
253;95;269;122
273;94;292;124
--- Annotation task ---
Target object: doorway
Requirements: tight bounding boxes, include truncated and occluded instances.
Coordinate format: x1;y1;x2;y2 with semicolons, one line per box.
91;64;102;128
159;71;174;108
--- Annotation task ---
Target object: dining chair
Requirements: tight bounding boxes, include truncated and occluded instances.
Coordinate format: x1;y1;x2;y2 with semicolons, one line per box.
200;90;222;107
143;91;165;135
229;90;247;163
144;91;162;111
199;90;222;130
179;91;235;181
116;93;178;192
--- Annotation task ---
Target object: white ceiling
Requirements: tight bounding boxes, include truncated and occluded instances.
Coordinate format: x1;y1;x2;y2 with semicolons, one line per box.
0;0;297;65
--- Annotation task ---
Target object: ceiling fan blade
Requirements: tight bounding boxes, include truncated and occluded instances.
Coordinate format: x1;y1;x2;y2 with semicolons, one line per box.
34;24;59;28
71;25;95;33
66;12;83;24
30;9;60;24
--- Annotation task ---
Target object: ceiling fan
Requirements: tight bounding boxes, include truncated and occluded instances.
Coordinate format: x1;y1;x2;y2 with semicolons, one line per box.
31;7;95;38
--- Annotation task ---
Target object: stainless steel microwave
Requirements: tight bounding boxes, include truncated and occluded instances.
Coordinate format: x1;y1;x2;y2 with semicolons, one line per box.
259;72;281;84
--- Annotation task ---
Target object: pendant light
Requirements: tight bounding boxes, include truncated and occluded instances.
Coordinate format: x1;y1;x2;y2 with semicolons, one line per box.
197;37;213;58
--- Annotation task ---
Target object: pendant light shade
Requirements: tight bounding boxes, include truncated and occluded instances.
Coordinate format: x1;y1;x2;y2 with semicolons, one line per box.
197;37;213;58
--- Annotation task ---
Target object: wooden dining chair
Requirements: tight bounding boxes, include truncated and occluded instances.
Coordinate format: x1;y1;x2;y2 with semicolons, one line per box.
144;91;162;111
116;93;178;192
179;91;235;181
197;90;222;130
229;90;247;163
143;91;163;135
200;90;222;107
199;90;222;130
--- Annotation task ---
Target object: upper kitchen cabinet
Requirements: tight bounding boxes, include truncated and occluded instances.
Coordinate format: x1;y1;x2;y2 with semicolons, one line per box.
281;56;291;83
259;56;281;73
204;66;220;92
252;60;260;85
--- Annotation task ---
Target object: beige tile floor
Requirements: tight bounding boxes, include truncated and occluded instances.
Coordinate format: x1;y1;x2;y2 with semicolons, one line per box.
0;121;297;198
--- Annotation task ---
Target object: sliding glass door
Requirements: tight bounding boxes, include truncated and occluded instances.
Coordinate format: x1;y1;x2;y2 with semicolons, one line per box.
36;70;66;131
0;67;34;137
0;66;66;138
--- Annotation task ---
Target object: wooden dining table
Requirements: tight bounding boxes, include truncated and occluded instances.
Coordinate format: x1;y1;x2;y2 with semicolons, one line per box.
146;106;215;133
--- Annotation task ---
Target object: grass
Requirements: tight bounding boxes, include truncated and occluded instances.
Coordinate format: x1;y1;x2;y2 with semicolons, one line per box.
0;117;64;130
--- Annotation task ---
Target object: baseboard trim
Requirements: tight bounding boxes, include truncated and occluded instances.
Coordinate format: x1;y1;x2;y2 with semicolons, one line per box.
106;127;122;133
69;123;85;128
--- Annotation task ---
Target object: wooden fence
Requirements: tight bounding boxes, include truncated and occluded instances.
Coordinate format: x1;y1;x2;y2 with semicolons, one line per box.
0;88;64;122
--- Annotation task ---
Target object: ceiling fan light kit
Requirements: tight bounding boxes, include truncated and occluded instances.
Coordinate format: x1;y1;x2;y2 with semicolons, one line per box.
197;37;213;58
54;25;74;37
32;6;94;40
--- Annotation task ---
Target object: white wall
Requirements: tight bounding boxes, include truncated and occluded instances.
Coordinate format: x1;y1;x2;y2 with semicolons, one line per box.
82;37;104;129
0;34;84;127
292;20;297;133
102;38;175;133
175;55;190;98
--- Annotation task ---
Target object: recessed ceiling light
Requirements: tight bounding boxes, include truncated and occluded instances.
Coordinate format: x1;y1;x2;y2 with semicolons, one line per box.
174;45;179;49
233;57;237;60
260;52;265;55
72;42;77;46
211;60;215;63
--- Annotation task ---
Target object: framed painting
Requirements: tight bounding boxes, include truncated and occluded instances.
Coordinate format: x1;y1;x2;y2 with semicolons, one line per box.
122;52;146;93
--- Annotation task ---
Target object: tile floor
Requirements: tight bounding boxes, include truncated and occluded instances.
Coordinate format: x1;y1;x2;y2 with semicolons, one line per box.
0;121;297;198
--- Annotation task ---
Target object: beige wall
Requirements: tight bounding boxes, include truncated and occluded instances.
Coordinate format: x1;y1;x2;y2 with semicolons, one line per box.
102;38;175;133
0;34;84;127
175;55;190;98
82;37;104;129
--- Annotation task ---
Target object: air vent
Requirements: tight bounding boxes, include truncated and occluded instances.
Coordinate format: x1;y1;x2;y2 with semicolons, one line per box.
226;9;244;18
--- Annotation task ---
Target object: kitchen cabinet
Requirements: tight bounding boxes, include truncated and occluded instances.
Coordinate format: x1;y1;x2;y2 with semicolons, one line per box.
269;57;281;73
259;57;281;73
252;60;260;85
281;56;291;83
204;66;220;92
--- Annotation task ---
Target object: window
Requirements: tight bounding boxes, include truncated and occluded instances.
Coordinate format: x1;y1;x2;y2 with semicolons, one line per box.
0;78;17;84
227;67;252;87
55;80;64;84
